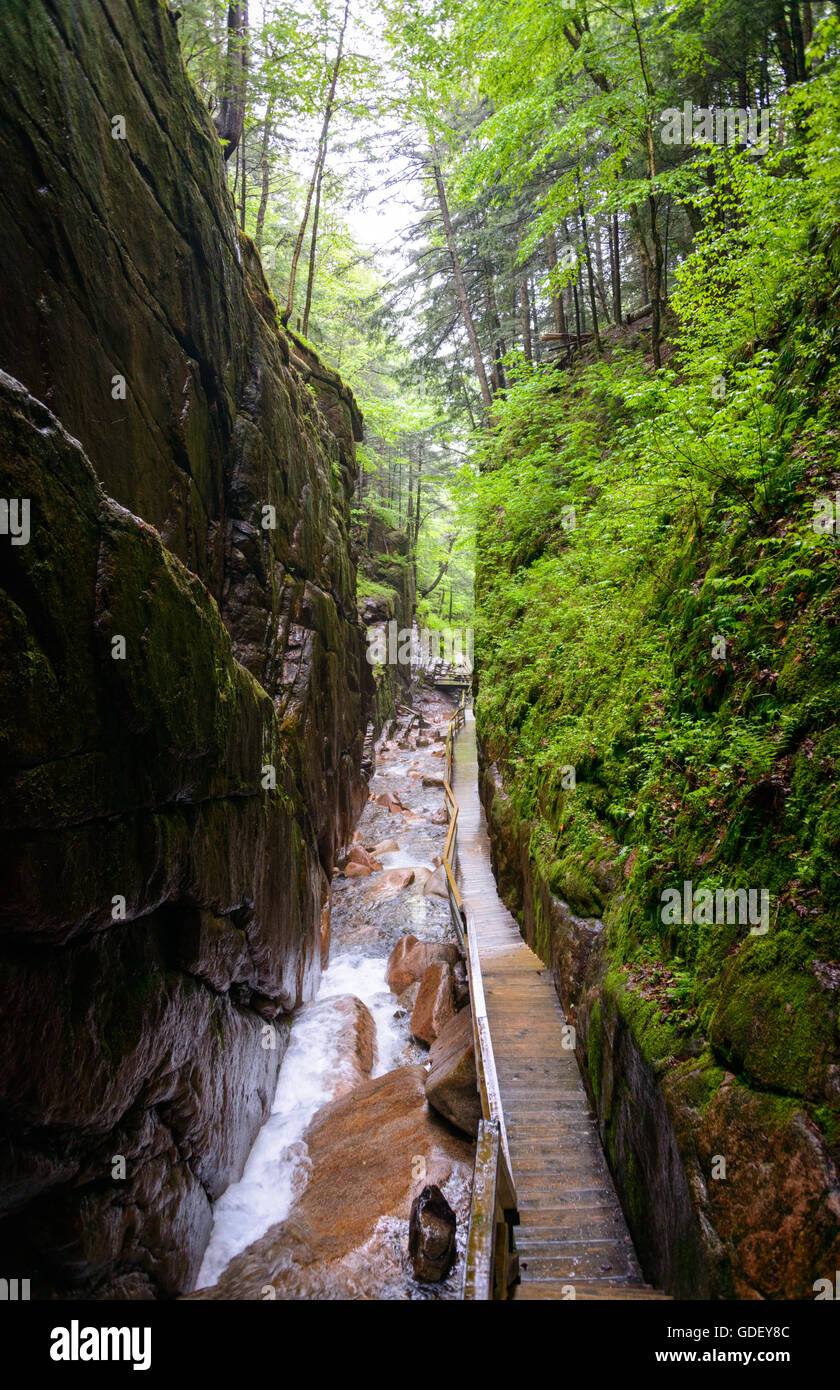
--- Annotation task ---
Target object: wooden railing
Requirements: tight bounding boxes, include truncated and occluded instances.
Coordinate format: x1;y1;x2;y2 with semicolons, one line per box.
442;696;467;953
441;696;520;1300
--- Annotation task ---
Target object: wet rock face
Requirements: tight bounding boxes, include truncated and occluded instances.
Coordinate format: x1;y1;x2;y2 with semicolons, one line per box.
0;0;369;1296
425;1009;481;1138
410;963;456;1047
477;736;840;1299
386;934;459;995
0;0;368;865
0;376;304;1294
409;1186;457;1283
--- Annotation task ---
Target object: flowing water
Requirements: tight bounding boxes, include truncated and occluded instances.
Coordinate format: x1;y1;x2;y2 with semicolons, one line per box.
196;687;466;1296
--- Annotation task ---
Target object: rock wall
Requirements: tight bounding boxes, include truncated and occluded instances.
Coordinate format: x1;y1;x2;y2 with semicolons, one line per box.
0;0;370;1296
478;752;840;1299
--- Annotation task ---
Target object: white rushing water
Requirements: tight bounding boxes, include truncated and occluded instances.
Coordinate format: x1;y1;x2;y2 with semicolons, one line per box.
194;946;408;1289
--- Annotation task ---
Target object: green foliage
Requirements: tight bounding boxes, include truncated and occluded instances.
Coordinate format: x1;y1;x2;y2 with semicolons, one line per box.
473;76;840;1117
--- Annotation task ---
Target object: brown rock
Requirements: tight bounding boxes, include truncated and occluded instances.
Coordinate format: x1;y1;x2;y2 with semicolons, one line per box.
425;1008;480;1136
397;981;422;1014
345;844;378;871
430;806;449;825
375;791;405;812
385;935;459;994
423;864;449;899
189;1067;473;1298
698;1082;840;1299
411;963;456;1046
409;1184;457;1282
368;867;415;899
369;838;399;855
344;862;371;879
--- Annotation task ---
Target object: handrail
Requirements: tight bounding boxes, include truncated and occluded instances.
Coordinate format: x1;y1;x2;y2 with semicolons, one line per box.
441;694;519;1300
441;692;467;954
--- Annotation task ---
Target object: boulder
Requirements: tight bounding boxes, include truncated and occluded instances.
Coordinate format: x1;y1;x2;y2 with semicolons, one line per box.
374;791;405;812
424;1008;481;1137
188;1067;473;1299
430;806;450;826
295;995;376;1100
411;963;456;1047
409;1185;457;1283
396;981;422;1014
385;935;459;994
344;845;380;872
368;867;415;899
424;864;449;899
344;862;371;879
369;838;399;855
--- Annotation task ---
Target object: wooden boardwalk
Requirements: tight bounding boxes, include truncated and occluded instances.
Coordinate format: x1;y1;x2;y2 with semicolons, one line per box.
452;714;666;1301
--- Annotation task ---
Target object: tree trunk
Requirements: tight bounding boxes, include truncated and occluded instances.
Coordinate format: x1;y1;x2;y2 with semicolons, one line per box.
302;146;326;335
519;273;533;361
254;97;275;249
529;274;542;361
789;0;807;79
240;139;247;231
592;219;611;322
628;0;665;366
283;0;349;326
414;446;422;547
213;3;248;162
772;1;797;85
484;269;507;392
611;212;623;324
432;153;493;414
545;231;567;335
578;190;602;352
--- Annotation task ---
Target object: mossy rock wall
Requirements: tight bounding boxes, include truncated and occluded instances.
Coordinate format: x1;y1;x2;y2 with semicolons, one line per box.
0;0;370;1296
477;720;840;1300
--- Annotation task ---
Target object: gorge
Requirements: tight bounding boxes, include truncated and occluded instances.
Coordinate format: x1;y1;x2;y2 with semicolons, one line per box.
1;0;839;1322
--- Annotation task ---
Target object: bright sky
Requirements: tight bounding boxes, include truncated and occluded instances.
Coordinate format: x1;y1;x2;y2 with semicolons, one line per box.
251;0;424;274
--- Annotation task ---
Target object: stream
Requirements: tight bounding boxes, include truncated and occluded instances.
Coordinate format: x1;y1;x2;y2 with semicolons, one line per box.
195;686;466;1297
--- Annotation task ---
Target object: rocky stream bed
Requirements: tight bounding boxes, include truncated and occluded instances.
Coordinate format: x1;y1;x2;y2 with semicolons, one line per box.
191;688;477;1300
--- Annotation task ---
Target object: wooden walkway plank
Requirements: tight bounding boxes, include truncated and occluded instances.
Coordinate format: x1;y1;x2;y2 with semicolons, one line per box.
451;713;665;1301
